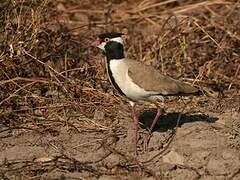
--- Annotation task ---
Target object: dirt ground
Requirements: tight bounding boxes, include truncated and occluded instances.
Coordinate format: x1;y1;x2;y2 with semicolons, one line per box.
0;0;240;179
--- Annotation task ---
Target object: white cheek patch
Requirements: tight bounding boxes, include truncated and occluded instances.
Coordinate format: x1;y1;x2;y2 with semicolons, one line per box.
97;42;106;51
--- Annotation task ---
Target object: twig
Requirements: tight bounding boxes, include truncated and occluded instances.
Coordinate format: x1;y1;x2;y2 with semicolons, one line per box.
133;0;178;13
228;64;240;90
0;82;35;106
172;0;231;15
226;0;240;18
210;19;240;41
0;77;57;86
193;20;223;51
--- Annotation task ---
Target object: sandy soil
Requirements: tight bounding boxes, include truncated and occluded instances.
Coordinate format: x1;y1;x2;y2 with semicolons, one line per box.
1;94;239;179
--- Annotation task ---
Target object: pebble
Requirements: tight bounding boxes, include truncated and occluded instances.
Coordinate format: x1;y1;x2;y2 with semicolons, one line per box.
162;150;184;165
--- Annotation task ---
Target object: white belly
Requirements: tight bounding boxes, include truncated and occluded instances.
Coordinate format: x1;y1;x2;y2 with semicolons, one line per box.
109;59;153;101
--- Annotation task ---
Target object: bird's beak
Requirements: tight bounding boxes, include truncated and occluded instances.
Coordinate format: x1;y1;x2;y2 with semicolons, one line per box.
91;38;101;47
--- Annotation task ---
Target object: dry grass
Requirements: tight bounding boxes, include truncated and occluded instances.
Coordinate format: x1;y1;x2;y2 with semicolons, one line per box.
0;0;240;178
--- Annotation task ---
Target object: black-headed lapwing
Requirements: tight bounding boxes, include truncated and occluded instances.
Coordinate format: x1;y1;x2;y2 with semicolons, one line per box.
92;32;201;154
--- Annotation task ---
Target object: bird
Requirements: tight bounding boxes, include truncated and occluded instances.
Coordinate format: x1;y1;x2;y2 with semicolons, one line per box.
91;32;201;154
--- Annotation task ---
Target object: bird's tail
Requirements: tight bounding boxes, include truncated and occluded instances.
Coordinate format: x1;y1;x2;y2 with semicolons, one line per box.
178;82;202;96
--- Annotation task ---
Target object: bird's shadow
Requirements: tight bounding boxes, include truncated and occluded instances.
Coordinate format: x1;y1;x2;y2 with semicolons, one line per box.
139;108;218;132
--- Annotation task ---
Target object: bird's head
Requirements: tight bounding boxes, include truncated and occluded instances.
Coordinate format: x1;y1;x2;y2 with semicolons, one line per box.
91;32;124;52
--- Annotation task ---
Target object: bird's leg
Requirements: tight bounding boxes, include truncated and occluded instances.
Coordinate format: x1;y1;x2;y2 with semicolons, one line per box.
149;103;162;132
143;103;162;151
130;102;138;155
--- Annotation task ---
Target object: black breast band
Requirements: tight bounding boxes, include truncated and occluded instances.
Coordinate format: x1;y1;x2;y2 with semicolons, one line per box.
106;63;126;97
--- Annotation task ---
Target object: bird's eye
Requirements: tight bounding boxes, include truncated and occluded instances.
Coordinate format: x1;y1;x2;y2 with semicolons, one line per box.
104;38;110;42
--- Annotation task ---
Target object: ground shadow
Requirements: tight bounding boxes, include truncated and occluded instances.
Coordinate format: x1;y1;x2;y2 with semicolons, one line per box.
139;108;218;132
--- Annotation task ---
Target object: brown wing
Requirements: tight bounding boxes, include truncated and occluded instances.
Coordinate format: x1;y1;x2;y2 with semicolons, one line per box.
126;59;200;96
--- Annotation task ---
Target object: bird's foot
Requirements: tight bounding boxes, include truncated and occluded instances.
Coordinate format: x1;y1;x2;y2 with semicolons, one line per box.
137;129;153;152
139;129;166;153
144;130;153;152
